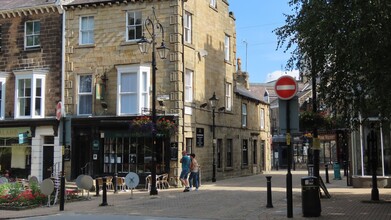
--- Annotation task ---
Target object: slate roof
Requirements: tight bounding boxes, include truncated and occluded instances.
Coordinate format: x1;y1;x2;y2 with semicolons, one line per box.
234;84;266;104
0;0;57;11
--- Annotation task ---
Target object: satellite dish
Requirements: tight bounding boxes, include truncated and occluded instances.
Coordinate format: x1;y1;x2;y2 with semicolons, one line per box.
0;177;8;184
28;176;38;185
77;175;93;190
40;178;54;196
125;172;139;189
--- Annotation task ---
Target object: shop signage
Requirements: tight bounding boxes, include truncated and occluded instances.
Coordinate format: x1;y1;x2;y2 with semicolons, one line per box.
196;128;204;147
0;127;30;138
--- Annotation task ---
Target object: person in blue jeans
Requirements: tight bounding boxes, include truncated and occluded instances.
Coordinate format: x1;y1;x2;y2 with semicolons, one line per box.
189;153;199;191
180;150;191;192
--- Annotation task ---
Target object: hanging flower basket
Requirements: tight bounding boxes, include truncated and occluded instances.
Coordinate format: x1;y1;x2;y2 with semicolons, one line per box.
130;116;176;136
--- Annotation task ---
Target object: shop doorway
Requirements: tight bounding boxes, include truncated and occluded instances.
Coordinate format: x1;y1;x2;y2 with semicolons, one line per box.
42;146;54;180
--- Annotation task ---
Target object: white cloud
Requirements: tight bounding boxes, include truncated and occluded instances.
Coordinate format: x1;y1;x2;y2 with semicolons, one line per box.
266;70;300;83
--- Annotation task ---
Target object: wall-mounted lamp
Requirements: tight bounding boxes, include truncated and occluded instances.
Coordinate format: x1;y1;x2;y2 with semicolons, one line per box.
101;101;108;110
218;107;225;112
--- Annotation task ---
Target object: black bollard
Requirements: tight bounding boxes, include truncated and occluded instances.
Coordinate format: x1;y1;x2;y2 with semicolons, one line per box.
266;176;273;208
100;177;108;206
95;178;100;196
113;173;118;194
325;164;330;183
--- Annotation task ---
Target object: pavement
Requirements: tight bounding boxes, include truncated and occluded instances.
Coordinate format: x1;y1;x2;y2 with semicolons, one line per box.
2;169;391;220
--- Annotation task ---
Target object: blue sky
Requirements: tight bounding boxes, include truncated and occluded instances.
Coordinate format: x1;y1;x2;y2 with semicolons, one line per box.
229;1;299;83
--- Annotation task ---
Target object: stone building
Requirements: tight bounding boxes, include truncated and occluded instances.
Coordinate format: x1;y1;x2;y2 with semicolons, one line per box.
0;0;66;181
61;0;270;184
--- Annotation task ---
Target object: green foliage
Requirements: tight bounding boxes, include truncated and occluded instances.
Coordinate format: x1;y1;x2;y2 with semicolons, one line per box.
0;183;9;196
8;182;23;199
299;111;334;132
275;0;391;128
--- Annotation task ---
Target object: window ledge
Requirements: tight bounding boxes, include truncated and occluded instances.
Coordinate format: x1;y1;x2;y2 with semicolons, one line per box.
184;43;195;50
209;5;218;12
225;167;233;171
76;44;96;49
241;165;249;169
25;47;41;52
120;41;138;46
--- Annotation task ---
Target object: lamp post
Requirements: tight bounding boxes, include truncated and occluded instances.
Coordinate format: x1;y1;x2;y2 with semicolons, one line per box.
138;7;170;196
209;92;219;182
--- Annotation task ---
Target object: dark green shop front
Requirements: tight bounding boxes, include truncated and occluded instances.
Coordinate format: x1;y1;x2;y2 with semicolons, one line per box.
70;117;174;180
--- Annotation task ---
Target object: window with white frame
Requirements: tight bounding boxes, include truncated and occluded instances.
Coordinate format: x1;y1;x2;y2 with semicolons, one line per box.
78;75;92;115
225;82;232;111
210;0;217;8
260;108;265;130
116;65;150;115
14;70;47;118
126;11;142;41
25;21;40;48
242;103;247;127
0;75;6;119
224;35;230;62
184;11;192;44
80;16;94;45
185;69;193;102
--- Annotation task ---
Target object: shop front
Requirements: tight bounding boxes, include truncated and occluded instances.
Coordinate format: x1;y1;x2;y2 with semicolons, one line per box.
69;116;176;181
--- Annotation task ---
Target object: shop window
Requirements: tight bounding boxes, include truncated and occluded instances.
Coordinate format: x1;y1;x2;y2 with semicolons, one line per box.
226;139;232;167
242;139;248;166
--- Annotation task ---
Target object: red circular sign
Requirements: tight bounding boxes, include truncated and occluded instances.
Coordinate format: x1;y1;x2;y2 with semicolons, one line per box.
56;102;62;121
274;75;298;100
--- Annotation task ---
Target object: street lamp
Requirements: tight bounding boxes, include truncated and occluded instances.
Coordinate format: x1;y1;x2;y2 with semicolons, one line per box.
138;7;169;196
209;92;219;182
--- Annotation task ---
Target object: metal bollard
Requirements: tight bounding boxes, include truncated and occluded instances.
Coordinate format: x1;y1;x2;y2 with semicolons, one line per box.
325;164;330;183
266;176;273;208
100;177;108;206
95;178;100;196
113;173;118;194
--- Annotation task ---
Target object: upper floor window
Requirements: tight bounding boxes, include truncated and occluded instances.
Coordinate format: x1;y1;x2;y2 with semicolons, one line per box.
116;65;150;115
80;16;94;45
78;75;92;115
225;82;232;111
0;75;6;119
184;11;192;44
242;103;247;128
185;69;193;102
260;108;265;130
210;0;217;8
25;21;40;48
224;35;230;62
14;70;47;118
126;11;142;41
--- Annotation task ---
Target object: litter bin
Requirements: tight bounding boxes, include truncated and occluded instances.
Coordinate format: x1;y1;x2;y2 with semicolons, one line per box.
301;176;321;217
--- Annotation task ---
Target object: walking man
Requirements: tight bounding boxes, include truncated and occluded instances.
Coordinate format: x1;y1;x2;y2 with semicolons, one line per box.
180;150;191;192
189;153;200;191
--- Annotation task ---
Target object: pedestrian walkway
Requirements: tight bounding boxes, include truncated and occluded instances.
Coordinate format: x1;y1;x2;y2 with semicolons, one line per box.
2;170;391;220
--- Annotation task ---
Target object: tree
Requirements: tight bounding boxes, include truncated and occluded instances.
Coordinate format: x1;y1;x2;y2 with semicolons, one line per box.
275;0;391;128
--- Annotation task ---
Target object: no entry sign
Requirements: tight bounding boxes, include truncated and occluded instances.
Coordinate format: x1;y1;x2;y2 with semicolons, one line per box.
274;75;298;100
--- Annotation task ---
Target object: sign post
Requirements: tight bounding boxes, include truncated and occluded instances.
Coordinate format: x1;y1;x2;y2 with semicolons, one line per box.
275;75;297;218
